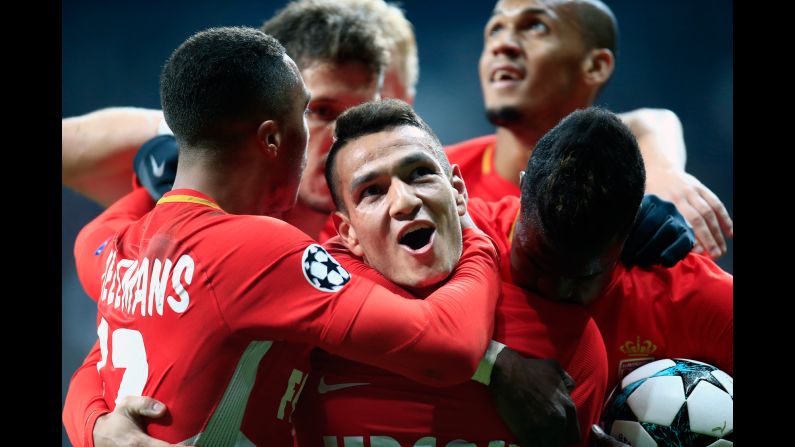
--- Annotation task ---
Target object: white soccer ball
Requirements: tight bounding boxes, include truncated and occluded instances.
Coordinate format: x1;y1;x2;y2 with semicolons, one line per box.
600;358;733;447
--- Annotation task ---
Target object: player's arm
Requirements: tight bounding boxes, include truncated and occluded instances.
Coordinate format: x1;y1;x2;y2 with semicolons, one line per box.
63;342;109;447
318;227;501;386
567;319;609;447
63;342;180;447
63;107;166;207
619;108;733;259
73;187;155;300
223;225;501;387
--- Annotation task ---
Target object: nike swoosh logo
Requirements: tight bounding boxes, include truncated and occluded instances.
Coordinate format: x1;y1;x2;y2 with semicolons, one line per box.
317;376;369;394
150;155;166;178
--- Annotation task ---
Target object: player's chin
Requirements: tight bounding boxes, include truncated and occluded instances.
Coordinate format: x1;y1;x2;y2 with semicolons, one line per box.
405;262;454;289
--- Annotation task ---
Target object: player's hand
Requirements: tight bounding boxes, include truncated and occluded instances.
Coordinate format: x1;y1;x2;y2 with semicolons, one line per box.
93;396;187;447
621;194;695;268
488;347;580;447
133;134;179;202
591;424;630;447
645;169;732;259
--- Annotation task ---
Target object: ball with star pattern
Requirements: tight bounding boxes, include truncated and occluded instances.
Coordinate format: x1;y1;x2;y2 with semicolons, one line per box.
601;358;733;447
302;244;351;292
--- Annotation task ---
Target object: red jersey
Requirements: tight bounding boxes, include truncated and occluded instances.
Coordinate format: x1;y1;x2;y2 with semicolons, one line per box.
468;195;734;390
587;255;734;387
293;238;608;447
63;188;501;447
445;135;520;202
318;213;338;243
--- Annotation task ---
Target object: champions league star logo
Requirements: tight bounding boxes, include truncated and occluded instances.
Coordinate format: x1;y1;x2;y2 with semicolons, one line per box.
302;244;351;292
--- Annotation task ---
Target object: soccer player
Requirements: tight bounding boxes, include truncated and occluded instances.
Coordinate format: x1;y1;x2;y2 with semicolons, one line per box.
65;93;692;446
294;103;729;447
63;27;506;447
62;0;728;254
447;0;733;258
261;0;391;239
292;99;608;447
61;0;390;241
463;106;733;444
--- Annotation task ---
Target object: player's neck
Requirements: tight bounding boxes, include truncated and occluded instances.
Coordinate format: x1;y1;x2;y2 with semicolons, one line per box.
172;163;268;215
281;201;331;239
493;126;543;187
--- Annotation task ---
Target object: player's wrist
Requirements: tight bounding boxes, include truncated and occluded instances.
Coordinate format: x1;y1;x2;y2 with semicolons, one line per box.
87;408;112;447
472;340;506;385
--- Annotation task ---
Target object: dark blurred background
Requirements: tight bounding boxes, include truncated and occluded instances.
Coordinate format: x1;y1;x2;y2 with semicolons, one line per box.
61;0;732;444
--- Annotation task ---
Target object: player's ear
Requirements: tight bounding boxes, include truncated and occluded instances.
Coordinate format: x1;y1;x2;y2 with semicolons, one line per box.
257;119;280;158
335;211;364;257
582;48;614;88
450;164;468;217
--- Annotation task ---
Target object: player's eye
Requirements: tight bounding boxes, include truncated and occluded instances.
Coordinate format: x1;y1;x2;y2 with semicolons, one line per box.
307;104;338;123
410;166;435;180
524;19;549;34
360;184;384;200
487;23;503;37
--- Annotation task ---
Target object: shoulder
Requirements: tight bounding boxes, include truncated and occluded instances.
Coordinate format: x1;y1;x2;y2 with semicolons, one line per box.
469;196;520;243
444;134;496;160
195;213;318;262
618;253;732;309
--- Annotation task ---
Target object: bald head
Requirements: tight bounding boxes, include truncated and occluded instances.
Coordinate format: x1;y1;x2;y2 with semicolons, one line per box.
563;0;617;55
494;0;617;54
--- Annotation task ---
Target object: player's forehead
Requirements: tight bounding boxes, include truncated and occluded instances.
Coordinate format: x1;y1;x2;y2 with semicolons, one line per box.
339;127;440;183
302;61;379;101
490;0;579;26
354;126;436;164
493;0;558;17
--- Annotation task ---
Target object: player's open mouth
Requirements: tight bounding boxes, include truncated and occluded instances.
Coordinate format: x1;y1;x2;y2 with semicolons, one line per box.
490;65;524;83
398;226;436;253
489;64;525;90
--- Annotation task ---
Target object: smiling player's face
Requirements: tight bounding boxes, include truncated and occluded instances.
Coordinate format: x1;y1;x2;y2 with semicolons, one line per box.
334;125;467;290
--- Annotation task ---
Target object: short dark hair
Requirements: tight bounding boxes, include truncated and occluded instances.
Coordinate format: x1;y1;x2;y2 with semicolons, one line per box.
325;99;449;212
520;107;645;251
160;27;298;149
262;0;388;78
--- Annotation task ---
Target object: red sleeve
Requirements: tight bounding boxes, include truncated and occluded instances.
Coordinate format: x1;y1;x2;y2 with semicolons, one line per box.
63;341;109;447
215;224;500;387
319;228;500;386
74;187;155;301
568;320;609;446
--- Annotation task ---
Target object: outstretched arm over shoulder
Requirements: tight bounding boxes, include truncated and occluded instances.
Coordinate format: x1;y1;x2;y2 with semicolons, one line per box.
63;107;167;207
327;229;500;386
619;108;733;259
